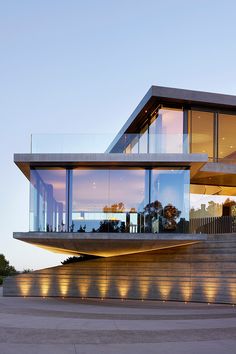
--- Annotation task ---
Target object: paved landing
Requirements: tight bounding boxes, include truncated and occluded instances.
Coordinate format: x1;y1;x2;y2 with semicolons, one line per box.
0;289;236;353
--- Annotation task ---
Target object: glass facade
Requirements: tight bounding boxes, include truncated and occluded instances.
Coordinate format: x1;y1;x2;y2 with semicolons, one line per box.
121;108;185;154
190;185;236;218
189;110;236;162
30;169;67;232
29;109;236;235
190;184;236;233
190;110;214;159
219;113;236;161
120;108;236;163
72;169;148;232
30;167;190;233
149;108;184;153
150;170;189;233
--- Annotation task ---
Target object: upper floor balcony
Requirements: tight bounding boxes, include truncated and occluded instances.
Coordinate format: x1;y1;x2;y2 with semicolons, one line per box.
31;132;189;154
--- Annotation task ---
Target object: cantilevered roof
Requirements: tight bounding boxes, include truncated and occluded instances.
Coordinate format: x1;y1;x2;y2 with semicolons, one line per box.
107;85;236;152
14;152;207;180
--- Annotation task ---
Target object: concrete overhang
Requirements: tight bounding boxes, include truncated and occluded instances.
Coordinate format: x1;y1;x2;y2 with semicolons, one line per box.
107;85;236;153
14;232;207;257
192;162;236;187
14;152;208;179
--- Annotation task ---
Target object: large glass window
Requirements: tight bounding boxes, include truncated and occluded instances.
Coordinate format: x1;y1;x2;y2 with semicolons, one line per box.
218;113;236;161
30;169;67;232
149;108;184;153
71;169;109;232
139;125;148;153
30;167;190;233
190;110;214;159
150;170;190;233
109;169;149;232
71;169;148;233
190;184;236;218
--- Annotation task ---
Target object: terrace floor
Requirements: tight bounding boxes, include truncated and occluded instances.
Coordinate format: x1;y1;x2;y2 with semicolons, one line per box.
1;287;236;353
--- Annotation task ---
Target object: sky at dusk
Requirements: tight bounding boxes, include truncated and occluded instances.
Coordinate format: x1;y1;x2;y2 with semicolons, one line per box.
1;0;236;270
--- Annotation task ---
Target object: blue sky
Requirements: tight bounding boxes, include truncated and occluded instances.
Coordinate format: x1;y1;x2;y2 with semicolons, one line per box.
1;0;236;270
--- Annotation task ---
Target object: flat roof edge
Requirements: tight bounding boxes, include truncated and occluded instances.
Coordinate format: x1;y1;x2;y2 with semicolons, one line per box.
107;85;236;153
14;152;208;180
151;85;236;106
14;152;208;163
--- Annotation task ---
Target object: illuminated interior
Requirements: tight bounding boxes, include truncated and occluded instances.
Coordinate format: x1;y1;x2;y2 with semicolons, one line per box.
30;167;190;233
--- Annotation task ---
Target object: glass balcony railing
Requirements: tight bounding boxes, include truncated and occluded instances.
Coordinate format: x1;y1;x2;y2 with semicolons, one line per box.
31;134;114;154
31;133;190;154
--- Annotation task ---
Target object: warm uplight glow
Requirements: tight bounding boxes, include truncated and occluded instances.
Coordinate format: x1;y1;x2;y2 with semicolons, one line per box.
228;281;236;303
203;279;219;303
180;281;192;302
158;279;172;300
117;278;130;298
40;279;50;297
59;278;70;296
19;280;31;296
139;278;150;299
97;276;109;297
78;277;91;297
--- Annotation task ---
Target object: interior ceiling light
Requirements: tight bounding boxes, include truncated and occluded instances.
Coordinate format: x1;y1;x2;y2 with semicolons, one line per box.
150;104;161;119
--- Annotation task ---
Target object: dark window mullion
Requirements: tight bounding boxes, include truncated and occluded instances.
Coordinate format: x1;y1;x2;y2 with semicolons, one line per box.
214;112;219;162
183;109;188;153
66;169;72;232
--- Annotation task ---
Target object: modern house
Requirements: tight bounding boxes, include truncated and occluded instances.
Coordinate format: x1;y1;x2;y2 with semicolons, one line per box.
4;86;236;303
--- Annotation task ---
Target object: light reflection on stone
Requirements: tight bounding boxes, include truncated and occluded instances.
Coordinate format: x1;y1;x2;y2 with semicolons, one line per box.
203;279;219;303
97;275;109;298
40;278;50;297
59;277;70;296
157;279;172;300
19;279;31;296
78;276;91;297
139;278;150;299
228;281;236;303
117;277;130;298
180;280;192;302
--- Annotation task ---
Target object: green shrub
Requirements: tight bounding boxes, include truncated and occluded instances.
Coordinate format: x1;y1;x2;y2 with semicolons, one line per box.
0;276;3;285
0;254;17;276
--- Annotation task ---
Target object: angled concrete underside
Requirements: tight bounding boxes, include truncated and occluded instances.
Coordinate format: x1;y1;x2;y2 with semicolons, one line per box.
4;234;236;304
13;232;206;257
